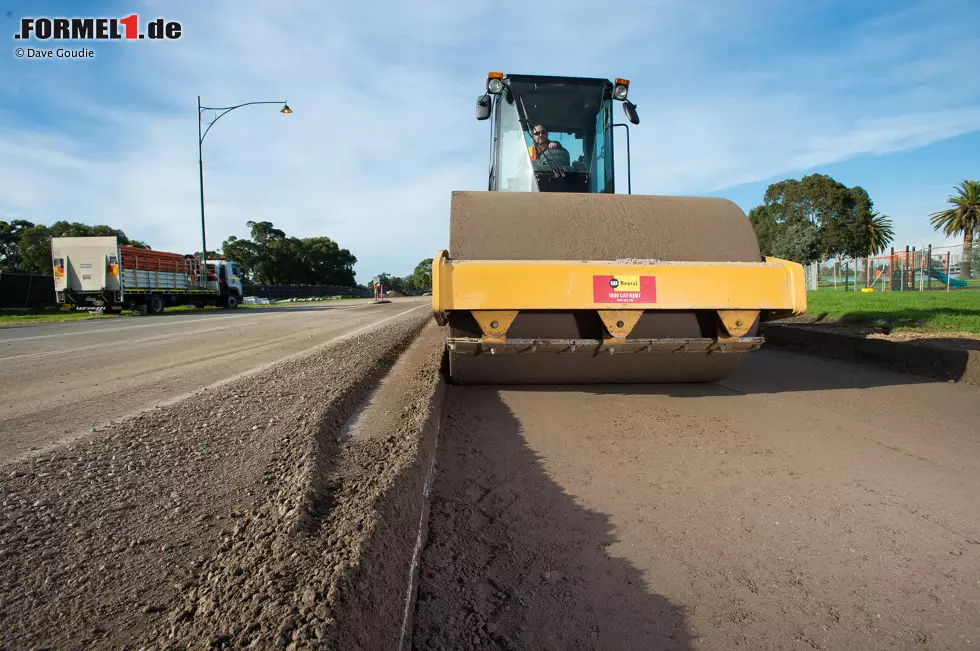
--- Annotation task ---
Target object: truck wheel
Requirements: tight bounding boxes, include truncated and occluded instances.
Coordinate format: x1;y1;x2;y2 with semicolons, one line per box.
224;294;240;309
148;295;165;315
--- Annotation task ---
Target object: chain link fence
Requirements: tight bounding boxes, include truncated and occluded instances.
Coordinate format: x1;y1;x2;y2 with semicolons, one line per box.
803;243;978;292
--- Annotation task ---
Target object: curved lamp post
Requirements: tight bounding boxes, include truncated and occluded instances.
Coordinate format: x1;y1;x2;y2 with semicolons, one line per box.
197;96;291;269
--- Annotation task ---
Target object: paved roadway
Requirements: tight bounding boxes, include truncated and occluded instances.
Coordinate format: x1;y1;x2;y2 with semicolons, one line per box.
415;348;980;650
0;298;429;461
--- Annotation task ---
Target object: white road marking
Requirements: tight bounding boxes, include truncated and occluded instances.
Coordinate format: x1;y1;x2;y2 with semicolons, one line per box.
3;305;429;463
0;304;369;343
0;307;378;361
1;312;353;362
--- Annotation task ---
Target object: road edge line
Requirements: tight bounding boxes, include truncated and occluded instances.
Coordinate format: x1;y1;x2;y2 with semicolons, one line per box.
5;305;428;465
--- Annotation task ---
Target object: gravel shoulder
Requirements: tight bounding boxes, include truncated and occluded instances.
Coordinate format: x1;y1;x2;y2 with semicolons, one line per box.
0;300;426;461
0;310;440;650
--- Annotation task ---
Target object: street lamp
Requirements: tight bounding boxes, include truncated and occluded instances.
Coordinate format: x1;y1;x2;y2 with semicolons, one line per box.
197;96;291;269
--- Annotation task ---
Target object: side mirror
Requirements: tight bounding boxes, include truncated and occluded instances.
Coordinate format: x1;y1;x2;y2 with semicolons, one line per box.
623;100;639;125
476;94;491;121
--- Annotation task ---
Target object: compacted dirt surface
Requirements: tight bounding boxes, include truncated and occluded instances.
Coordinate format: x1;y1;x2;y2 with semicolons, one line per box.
412;350;980;651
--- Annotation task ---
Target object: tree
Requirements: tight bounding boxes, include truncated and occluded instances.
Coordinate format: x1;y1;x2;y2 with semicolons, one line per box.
12;221;148;274
374;272;409;293
17;226;54;274
747;206;782;257
192;249;222;262
929;180;980;279
763;174;859;230
750;173;879;263
858;211;894;257
221;221;357;286
246;220;286;246
413;258;433;291
298;236;357;286
220;236;261;282
246;220;286;283
0;219;35;271
387;275;407;293
769;220;823;265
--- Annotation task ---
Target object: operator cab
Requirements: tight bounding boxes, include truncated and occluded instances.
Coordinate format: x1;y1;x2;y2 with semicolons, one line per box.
476;73;639;194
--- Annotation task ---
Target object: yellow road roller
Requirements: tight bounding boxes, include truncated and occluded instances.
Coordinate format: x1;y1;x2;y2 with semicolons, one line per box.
432;72;806;384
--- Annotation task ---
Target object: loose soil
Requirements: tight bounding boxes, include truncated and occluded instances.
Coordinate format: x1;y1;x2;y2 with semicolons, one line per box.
0;312;442;650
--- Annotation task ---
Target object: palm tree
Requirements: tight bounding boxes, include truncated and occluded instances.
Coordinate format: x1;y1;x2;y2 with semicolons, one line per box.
866;211;894;256
862;211;894;286
930;180;980;279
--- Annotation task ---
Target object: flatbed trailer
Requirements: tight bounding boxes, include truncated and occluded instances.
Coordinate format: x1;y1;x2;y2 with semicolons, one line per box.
51;236;244;314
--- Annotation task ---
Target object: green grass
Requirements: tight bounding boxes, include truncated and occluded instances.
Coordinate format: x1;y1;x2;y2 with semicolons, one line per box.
0;306;127;325
802;288;980;334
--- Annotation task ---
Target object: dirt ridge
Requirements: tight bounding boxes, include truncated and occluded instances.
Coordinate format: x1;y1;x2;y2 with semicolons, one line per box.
761;322;980;386
164;318;443;650
0;311;435;650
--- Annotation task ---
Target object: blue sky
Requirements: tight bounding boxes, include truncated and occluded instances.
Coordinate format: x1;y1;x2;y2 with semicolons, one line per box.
1;0;978;283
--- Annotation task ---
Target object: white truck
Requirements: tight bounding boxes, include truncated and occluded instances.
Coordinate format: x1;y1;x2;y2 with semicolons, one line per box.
51;236;244;314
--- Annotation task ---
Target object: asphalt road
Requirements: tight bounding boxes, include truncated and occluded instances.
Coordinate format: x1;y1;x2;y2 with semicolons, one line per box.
414;349;980;650
0;298;429;461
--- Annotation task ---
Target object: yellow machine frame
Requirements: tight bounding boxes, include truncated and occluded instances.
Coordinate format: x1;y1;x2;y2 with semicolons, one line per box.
432;250;806;353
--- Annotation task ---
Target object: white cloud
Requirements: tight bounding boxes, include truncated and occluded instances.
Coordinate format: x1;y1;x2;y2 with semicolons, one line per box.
1;0;978;281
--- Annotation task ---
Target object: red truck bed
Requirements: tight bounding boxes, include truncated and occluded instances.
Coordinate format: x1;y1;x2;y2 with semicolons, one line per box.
119;246;217;281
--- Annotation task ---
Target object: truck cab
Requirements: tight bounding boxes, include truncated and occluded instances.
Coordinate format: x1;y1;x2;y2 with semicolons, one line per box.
205;259;244;309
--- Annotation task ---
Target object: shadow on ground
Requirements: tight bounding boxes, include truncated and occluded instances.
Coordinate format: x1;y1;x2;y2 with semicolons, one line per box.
761;323;980;386
411;387;691;651
446;347;944;399
904;337;980;351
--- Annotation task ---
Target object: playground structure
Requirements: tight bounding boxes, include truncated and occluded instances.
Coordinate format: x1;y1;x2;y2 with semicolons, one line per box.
807;244;975;292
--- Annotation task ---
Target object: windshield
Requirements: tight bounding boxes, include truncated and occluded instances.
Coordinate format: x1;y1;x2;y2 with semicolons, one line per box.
493;91;537;192
490;78;613;193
